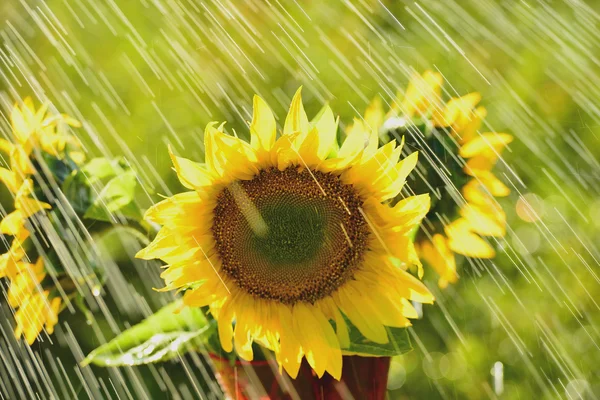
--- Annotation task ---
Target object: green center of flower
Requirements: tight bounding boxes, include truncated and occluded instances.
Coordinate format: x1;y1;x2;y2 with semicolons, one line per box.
212;167;370;304
251;200;325;264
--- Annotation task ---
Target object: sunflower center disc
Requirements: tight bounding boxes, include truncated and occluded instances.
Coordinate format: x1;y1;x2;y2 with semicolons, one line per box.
212;167;370;304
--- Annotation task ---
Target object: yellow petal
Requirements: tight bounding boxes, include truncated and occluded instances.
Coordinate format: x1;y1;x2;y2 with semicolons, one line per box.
462;180;492;205
357;285;412;328
0;138;14;154
217;300;234;353
459;133;513;159
388;194;431;231
11;145;34;175
466;155;494;172
144;191;203;226
445;218;496;258
0;210;25;235
364;97;384;131
277;306;303;379
45;297;62;334
135;226;212;262
204;124;258;181
332;307;350;349
0;168;20;193
397;70;443;117
182;281;226;306
160;259;216;289
335;286;389;344
380;151;419;201
312;104;338;160
294;304;341;379
233;300;254;361
460;203;506;237
271;131;304;171
283;87;309;137
386;266;435;304
34;102;49;124
15;291;47;345
39;131;66;156
465;170;510;197
0;256;26;280
23;97;35;117
458;106;487;143
169;146;214;190
8;260;45;308
11;103;32;143
17;197;51;219
417;234;457;288
342;140;416;202
319;119;365;172
433;93;481;128
338;118;367;160
69;151;86;165
250;95;276;163
295;128;324;168
61;115;82;127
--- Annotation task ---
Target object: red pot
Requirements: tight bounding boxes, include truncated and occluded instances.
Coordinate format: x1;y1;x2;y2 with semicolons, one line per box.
209;354;391;400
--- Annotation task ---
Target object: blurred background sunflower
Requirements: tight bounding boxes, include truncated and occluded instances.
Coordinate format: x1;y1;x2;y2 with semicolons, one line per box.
0;0;599;399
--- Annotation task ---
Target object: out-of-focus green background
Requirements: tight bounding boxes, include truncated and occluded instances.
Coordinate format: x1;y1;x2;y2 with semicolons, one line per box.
1;0;599;398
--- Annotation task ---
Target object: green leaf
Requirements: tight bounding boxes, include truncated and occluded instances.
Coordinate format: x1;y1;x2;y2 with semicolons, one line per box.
342;318;412;357
62;157;126;215
83;170;142;222
62;172;92;214
83;301;215;367
80;157;126;185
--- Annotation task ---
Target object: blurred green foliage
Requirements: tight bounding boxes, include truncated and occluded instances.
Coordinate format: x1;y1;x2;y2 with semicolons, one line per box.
1;0;599;398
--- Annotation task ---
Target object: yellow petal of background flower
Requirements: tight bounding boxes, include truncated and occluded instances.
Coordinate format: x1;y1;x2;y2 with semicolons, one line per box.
0;138;15;154
11;102;33;143
17;197;52;219
459;132;513;158
364;97;384;131
397;69;443;117
45;297;62;334
0;211;26;235
467;170;511;197
0;167;20;194
458;106;487;143
433;92;481;128
418;234;458;288
460;203;506;237
8;260;45;308
446;218;496;258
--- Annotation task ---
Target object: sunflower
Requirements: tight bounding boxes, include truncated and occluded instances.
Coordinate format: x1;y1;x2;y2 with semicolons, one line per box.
0;98;81;344
0;97;83;163
136;88;434;379
365;71;512;288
